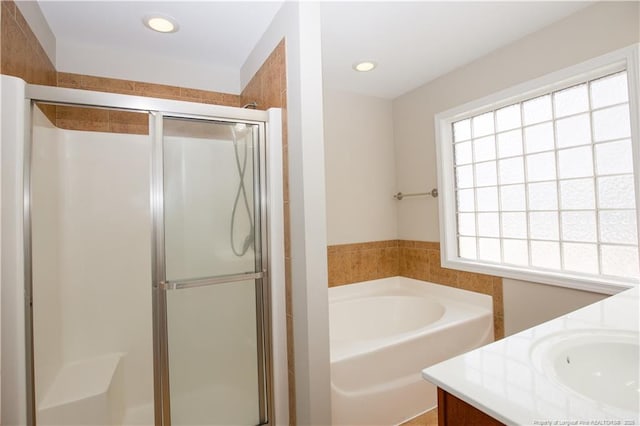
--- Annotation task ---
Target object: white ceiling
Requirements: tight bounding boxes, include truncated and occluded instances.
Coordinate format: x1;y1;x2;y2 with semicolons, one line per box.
36;1;592;99
37;1;284;69
321;1;592;99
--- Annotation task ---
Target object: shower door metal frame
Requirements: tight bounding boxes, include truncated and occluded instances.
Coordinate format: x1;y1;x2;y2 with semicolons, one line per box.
153;112;272;426
23;83;274;426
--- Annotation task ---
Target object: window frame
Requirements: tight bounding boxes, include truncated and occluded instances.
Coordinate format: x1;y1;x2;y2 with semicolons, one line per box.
435;44;640;295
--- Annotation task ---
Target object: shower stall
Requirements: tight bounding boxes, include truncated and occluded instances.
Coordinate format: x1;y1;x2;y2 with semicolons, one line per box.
0;76;287;425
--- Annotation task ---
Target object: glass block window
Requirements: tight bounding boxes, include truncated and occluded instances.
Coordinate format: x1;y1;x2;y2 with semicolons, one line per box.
451;70;639;283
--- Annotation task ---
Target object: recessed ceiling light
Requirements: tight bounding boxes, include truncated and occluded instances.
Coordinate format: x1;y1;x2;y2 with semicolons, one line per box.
144;14;179;33
353;61;377;72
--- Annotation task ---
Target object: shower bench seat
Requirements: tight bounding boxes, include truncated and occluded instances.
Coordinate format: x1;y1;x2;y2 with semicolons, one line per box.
38;353;124;426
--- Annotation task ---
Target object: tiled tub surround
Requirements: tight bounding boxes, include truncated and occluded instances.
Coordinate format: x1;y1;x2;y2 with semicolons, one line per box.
329;277;493;425
328;240;505;339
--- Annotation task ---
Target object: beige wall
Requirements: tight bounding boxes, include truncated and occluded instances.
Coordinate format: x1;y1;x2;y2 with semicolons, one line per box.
394;1;639;241
391;1;640;333
323;89;398;245
503;279;607;335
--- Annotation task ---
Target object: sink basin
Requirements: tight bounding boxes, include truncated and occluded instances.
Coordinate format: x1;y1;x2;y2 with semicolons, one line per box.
531;330;639;412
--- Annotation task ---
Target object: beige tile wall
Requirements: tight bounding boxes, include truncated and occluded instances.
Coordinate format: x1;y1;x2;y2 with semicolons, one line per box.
1;0;56;86
57;71;242;105
239;39;295;425
51;104;147;135
55;72;242;134
328;240;400;286
1;0;56;121
327;240;504;339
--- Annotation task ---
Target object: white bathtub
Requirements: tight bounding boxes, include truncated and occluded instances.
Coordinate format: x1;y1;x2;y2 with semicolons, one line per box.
329;276;494;425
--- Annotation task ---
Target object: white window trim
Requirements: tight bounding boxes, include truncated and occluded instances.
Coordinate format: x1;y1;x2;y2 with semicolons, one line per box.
435;44;640;295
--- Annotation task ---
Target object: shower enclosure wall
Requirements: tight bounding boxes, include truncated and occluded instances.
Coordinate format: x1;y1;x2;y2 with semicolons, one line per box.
0;75;287;426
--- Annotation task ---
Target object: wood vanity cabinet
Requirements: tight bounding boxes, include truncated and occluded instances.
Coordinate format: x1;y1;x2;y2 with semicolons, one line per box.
437;387;505;426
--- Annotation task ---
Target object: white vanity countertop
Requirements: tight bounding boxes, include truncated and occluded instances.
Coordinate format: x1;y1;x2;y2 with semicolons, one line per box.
422;286;639;425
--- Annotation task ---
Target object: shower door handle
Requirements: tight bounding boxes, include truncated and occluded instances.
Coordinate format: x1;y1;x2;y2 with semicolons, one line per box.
159;271;264;290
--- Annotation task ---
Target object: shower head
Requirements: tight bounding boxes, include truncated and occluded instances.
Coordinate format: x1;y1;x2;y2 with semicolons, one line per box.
232;122;252;139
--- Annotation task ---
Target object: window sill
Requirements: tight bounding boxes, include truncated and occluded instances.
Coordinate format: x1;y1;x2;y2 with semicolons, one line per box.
441;257;636;295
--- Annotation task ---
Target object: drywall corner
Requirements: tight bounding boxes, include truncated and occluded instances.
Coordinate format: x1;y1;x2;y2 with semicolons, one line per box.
241;2;331;424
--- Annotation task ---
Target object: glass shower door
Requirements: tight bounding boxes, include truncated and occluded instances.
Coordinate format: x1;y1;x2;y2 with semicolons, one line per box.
158;116;268;425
